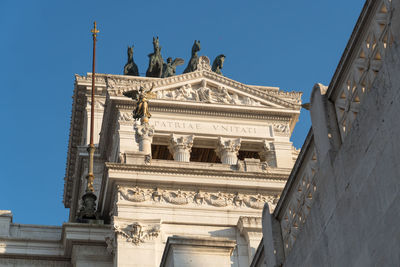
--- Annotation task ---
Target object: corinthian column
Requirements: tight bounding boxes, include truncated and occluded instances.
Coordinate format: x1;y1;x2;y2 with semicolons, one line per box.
168;134;194;162
135;123;155;155
216;137;241;165
258;140;276;168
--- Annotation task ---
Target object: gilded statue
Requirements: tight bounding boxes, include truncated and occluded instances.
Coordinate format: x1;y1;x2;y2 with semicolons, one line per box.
123;85;157;123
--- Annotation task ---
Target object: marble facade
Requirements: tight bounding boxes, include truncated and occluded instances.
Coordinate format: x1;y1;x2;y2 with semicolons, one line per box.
0;57;301;266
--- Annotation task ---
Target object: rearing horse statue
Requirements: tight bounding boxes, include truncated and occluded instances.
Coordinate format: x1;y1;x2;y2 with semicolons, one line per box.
146;37;164;77
183;40;201;73
212;54;226;75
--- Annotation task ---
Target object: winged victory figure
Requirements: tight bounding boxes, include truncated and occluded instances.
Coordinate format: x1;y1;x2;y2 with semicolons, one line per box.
123;84;157;123
161;57;185;78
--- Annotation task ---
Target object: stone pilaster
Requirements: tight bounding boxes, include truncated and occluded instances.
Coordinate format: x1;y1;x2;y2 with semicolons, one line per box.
168;134;194;162
237;216;263;264
135;123;155;155
258;140;276;168
216;137;241;165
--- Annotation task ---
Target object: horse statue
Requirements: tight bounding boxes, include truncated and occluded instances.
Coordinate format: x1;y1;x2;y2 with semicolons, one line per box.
212;54;226;75
162;57;185;78
123;45;139;76
146;37;164;77
183;40;201;73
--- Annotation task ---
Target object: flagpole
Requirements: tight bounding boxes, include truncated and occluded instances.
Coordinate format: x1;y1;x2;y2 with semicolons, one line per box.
78;21;100;222
87;21;99;193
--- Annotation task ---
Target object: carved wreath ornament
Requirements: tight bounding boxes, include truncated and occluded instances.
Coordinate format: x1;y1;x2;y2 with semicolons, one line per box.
114;222;160;245
118;186;279;210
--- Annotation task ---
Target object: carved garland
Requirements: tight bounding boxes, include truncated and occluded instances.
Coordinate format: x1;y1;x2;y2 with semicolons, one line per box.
118;186;280;211
114;222;160;245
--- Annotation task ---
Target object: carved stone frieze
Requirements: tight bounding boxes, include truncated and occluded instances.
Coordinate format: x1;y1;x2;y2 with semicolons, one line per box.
155;81;264;107
118;186;280;210
114;222;160;245
120;186;148;202
106;76;141;90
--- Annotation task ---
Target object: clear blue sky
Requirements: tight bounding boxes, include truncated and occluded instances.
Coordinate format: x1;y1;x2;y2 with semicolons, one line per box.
0;0;365;226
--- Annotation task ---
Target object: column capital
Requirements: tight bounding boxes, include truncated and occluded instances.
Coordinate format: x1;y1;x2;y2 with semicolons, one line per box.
168;134;194;162
135;123;155;139
216;137;241;164
216;137;241;153
259;140;276;168
135;123;154;155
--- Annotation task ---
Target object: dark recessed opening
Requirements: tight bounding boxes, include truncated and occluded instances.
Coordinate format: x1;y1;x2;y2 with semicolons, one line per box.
238;150;260;160
190;147;221;163
151;145;173;160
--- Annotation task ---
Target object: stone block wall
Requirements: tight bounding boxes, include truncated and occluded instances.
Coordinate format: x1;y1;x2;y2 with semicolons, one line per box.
283;33;400;267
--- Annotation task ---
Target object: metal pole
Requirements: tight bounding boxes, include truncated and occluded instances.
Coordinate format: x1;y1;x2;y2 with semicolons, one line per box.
87;21;99;193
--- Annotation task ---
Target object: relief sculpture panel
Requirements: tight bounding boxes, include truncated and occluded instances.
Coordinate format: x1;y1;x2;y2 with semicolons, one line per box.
118;186;280;211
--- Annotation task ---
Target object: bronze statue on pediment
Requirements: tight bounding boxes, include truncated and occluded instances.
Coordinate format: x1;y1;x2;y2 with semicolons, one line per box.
183;40;201;73
212;54;225;75
162;57;185;78
146;37;164;77
123;45;139;76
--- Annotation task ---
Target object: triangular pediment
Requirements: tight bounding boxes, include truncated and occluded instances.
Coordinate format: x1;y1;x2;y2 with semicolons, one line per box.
91;56;301;109
117;71;299;109
152;75;282;108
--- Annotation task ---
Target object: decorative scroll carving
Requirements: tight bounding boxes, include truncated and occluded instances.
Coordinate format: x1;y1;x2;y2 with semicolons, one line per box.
114;222;160;245
117;186;280;210
273;123;290;136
